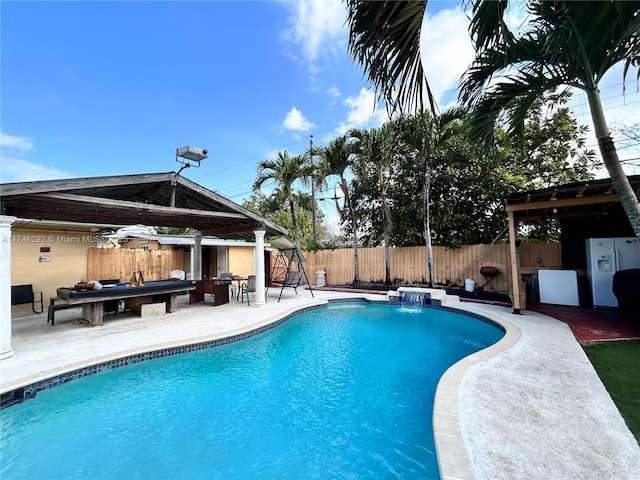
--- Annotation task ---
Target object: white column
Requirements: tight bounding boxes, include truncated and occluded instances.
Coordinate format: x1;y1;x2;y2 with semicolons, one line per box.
1;216;17;360
253;230;266;305
194;231;202;281
187;246;195;280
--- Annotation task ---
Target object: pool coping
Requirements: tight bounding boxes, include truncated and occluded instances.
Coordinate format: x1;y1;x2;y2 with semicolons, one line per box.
429;299;520;480
391;287;521;479
2;292;519;480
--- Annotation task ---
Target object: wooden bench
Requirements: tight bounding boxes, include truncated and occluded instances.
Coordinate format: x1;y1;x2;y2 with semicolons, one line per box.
11;284;43;314
48;297;80;325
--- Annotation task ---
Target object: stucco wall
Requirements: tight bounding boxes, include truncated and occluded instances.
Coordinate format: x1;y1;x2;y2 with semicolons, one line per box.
10;226;99;314
228;246;254;277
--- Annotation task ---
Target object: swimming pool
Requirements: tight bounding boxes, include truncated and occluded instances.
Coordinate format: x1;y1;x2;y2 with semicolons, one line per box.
1;300;504;479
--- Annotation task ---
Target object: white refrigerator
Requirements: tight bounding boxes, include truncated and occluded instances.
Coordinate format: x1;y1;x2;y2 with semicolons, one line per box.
585;237;640;307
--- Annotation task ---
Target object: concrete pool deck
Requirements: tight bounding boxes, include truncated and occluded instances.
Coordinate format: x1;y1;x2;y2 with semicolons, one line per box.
2;289;639;479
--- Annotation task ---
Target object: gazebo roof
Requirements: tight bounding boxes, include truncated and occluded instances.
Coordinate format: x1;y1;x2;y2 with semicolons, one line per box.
0;172;288;241
503;175;640;223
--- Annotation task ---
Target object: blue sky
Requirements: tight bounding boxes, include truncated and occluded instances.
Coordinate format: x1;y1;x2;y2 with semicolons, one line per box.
1;1;402;194
2;0;639;230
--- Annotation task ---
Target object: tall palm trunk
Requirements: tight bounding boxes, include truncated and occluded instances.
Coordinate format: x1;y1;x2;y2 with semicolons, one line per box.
381;182;392;285
340;178;361;285
288;195;301;250
422;158;434;286
349;202;361;285
587;88;640;238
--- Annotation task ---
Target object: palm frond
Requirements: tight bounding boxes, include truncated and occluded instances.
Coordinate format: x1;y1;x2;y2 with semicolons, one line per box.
467;73;562;147
461;0;640;152
346;0;435;114
466;0;511;50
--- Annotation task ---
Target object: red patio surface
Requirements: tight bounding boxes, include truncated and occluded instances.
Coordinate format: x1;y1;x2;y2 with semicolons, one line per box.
527;302;640;343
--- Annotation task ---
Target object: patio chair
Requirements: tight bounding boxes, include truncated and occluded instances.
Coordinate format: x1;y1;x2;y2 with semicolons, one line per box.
241;275;256;306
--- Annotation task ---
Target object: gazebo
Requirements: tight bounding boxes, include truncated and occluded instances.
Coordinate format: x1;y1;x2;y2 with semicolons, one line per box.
504;175;640;313
0;172;288;359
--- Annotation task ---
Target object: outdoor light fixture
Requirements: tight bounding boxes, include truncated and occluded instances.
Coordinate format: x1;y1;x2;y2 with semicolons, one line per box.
176;146;208;165
171;145;208;207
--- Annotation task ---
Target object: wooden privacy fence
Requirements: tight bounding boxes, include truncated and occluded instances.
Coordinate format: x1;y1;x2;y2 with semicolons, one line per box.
87;248;184;282
86;243;561;293
301;243;562;293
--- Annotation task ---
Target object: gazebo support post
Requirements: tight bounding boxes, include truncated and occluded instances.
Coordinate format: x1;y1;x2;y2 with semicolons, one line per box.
193;231;202;281
508;211;522;314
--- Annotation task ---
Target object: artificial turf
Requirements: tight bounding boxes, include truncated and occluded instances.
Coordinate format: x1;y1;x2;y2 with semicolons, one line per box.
583;340;640;443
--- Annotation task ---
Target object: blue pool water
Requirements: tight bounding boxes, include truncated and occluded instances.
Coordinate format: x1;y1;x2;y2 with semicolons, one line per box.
1;301;504;479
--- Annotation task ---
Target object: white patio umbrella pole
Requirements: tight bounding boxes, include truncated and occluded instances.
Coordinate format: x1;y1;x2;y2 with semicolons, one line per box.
253;229;266;306
1;215;17;360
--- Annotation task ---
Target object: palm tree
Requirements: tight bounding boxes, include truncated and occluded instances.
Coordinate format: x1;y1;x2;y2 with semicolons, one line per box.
391;107;467;286
459;0;640;236
305;136;330;247
253;151;312;250
319;135;361;285
348;125;395;285
346;0;640;237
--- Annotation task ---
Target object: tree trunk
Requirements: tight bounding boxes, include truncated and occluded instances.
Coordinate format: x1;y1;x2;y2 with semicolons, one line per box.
382;184;392;285
289;196;301;250
422;160;434;286
338;178;360;285
587;88;640;238
344;184;361;285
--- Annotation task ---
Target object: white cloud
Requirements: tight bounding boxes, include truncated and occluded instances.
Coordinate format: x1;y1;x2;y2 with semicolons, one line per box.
282;107;315;132
0;156;70;183
331;88;388;137
420;6;475;107
327;86;341;99
0;131;35;152
344;88;384;125
326;86;341;106
280;0;348;72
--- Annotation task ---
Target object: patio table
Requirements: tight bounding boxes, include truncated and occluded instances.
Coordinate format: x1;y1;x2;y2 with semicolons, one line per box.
55;280;195;326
